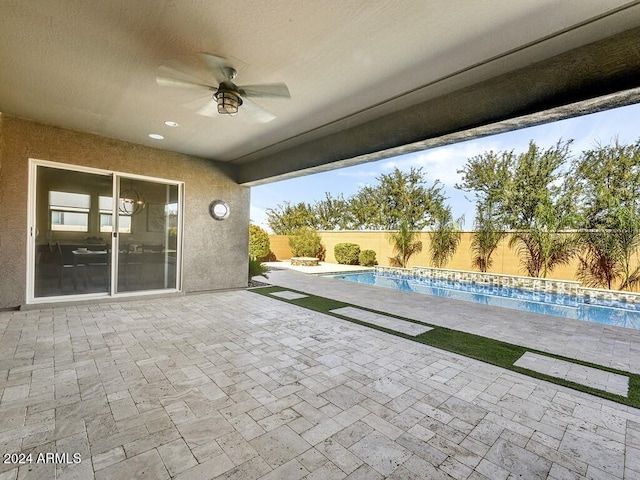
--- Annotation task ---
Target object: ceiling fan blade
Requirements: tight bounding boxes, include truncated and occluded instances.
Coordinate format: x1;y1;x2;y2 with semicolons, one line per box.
156;64;211;87
238;83;291;99
181;94;213;110
199;53;235;83
156;75;214;90
196;100;220;118
241;97;277;123
156;64;217;91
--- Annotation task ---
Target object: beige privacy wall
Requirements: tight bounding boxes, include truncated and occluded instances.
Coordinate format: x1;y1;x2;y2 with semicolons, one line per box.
269;232;585;282
0;114;250;309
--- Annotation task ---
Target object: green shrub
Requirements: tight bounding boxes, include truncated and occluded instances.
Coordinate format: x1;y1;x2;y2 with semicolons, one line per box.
288;227;323;257
334;243;361;265
249;225;271;259
248;256;269;283
359;249;377;266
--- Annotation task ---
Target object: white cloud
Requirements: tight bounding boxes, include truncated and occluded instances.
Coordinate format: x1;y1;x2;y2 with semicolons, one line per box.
249;205;272;233
379;140;503;186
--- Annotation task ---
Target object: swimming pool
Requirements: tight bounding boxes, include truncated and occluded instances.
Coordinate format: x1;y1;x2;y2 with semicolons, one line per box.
331;271;640;330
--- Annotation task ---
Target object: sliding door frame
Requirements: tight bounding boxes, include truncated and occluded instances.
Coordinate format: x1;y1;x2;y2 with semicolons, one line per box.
26;158;184;305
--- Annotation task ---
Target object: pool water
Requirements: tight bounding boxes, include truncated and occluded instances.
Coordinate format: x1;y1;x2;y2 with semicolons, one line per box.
331;272;640;330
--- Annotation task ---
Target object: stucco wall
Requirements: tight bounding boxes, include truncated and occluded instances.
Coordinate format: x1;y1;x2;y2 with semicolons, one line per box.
0;114;249;309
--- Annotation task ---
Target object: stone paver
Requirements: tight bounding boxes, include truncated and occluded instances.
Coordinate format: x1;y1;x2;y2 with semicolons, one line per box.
267;269;640;374
269;290;309;300
0;287;639;479
514;351;630;397
330;306;432;336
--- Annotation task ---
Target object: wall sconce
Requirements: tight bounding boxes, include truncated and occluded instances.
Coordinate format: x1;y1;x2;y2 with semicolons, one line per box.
209;200;230;220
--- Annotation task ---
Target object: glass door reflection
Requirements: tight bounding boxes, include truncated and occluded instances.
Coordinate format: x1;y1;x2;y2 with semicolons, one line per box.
33;166;112;297
116;178;179;292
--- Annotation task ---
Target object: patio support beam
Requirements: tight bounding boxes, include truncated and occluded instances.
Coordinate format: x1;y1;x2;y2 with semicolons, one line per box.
235;27;640;186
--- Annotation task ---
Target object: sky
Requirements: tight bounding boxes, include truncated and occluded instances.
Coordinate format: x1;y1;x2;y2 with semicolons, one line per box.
250;103;640;232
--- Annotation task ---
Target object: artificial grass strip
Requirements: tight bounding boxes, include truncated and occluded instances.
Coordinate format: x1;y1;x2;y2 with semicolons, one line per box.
250;285;640;408
418;327;526;366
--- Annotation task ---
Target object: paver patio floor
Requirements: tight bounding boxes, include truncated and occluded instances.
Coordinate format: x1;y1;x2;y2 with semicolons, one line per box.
1;286;639;479
267;270;640;374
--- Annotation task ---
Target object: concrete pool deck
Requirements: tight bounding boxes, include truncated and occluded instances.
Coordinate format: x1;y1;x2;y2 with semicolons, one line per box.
0;273;639;478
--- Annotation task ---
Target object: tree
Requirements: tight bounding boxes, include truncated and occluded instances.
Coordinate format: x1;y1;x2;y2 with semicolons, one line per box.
470;203;505;272
505;140;574;229
573;139;640;290
313;193;352;230
388;219;422;268
353;167;446;230
265;167;447;232
458;140;579;277
249;224;270;259
266;202;315;234
429;207;463;268
456;140;575;229
573;139;640;227
456;149;514;218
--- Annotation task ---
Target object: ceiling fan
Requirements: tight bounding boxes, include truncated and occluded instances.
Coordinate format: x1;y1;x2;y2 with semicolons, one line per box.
156;53;290;123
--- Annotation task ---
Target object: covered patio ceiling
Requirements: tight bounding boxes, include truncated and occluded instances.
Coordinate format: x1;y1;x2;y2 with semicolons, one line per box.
2;1;640;185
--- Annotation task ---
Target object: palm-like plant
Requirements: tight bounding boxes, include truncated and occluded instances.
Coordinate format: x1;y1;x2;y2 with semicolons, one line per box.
470;204;505;272
248;256;269;284
388;219;422;268
577;206;640;290
429;207;463;268
509;202;579;278
576;230;621;289
613;207;640;290
509;230;577;278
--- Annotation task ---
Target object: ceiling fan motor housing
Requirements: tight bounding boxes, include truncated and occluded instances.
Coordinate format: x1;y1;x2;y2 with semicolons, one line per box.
223;66;237;80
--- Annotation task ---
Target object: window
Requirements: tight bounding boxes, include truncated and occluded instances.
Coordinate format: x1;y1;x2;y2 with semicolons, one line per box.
49;191;90;232
99;196;131;233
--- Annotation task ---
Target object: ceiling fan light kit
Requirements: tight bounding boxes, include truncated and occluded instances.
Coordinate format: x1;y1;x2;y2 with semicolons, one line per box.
215;90;242;115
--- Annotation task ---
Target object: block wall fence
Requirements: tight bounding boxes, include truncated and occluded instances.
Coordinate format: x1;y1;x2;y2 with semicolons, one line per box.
268;231;640;289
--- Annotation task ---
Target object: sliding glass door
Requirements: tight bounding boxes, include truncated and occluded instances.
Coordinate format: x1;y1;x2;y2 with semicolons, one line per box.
33;166;113;297
30;161;182;301
115;178;179;293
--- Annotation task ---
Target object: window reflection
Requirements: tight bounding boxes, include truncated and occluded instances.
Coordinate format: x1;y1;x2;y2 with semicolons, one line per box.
99;196;131;233
49;191;90;232
35;167;112;297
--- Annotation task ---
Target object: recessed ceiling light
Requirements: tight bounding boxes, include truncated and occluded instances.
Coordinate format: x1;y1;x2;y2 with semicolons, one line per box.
148;133;164;140
164;121;179;127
